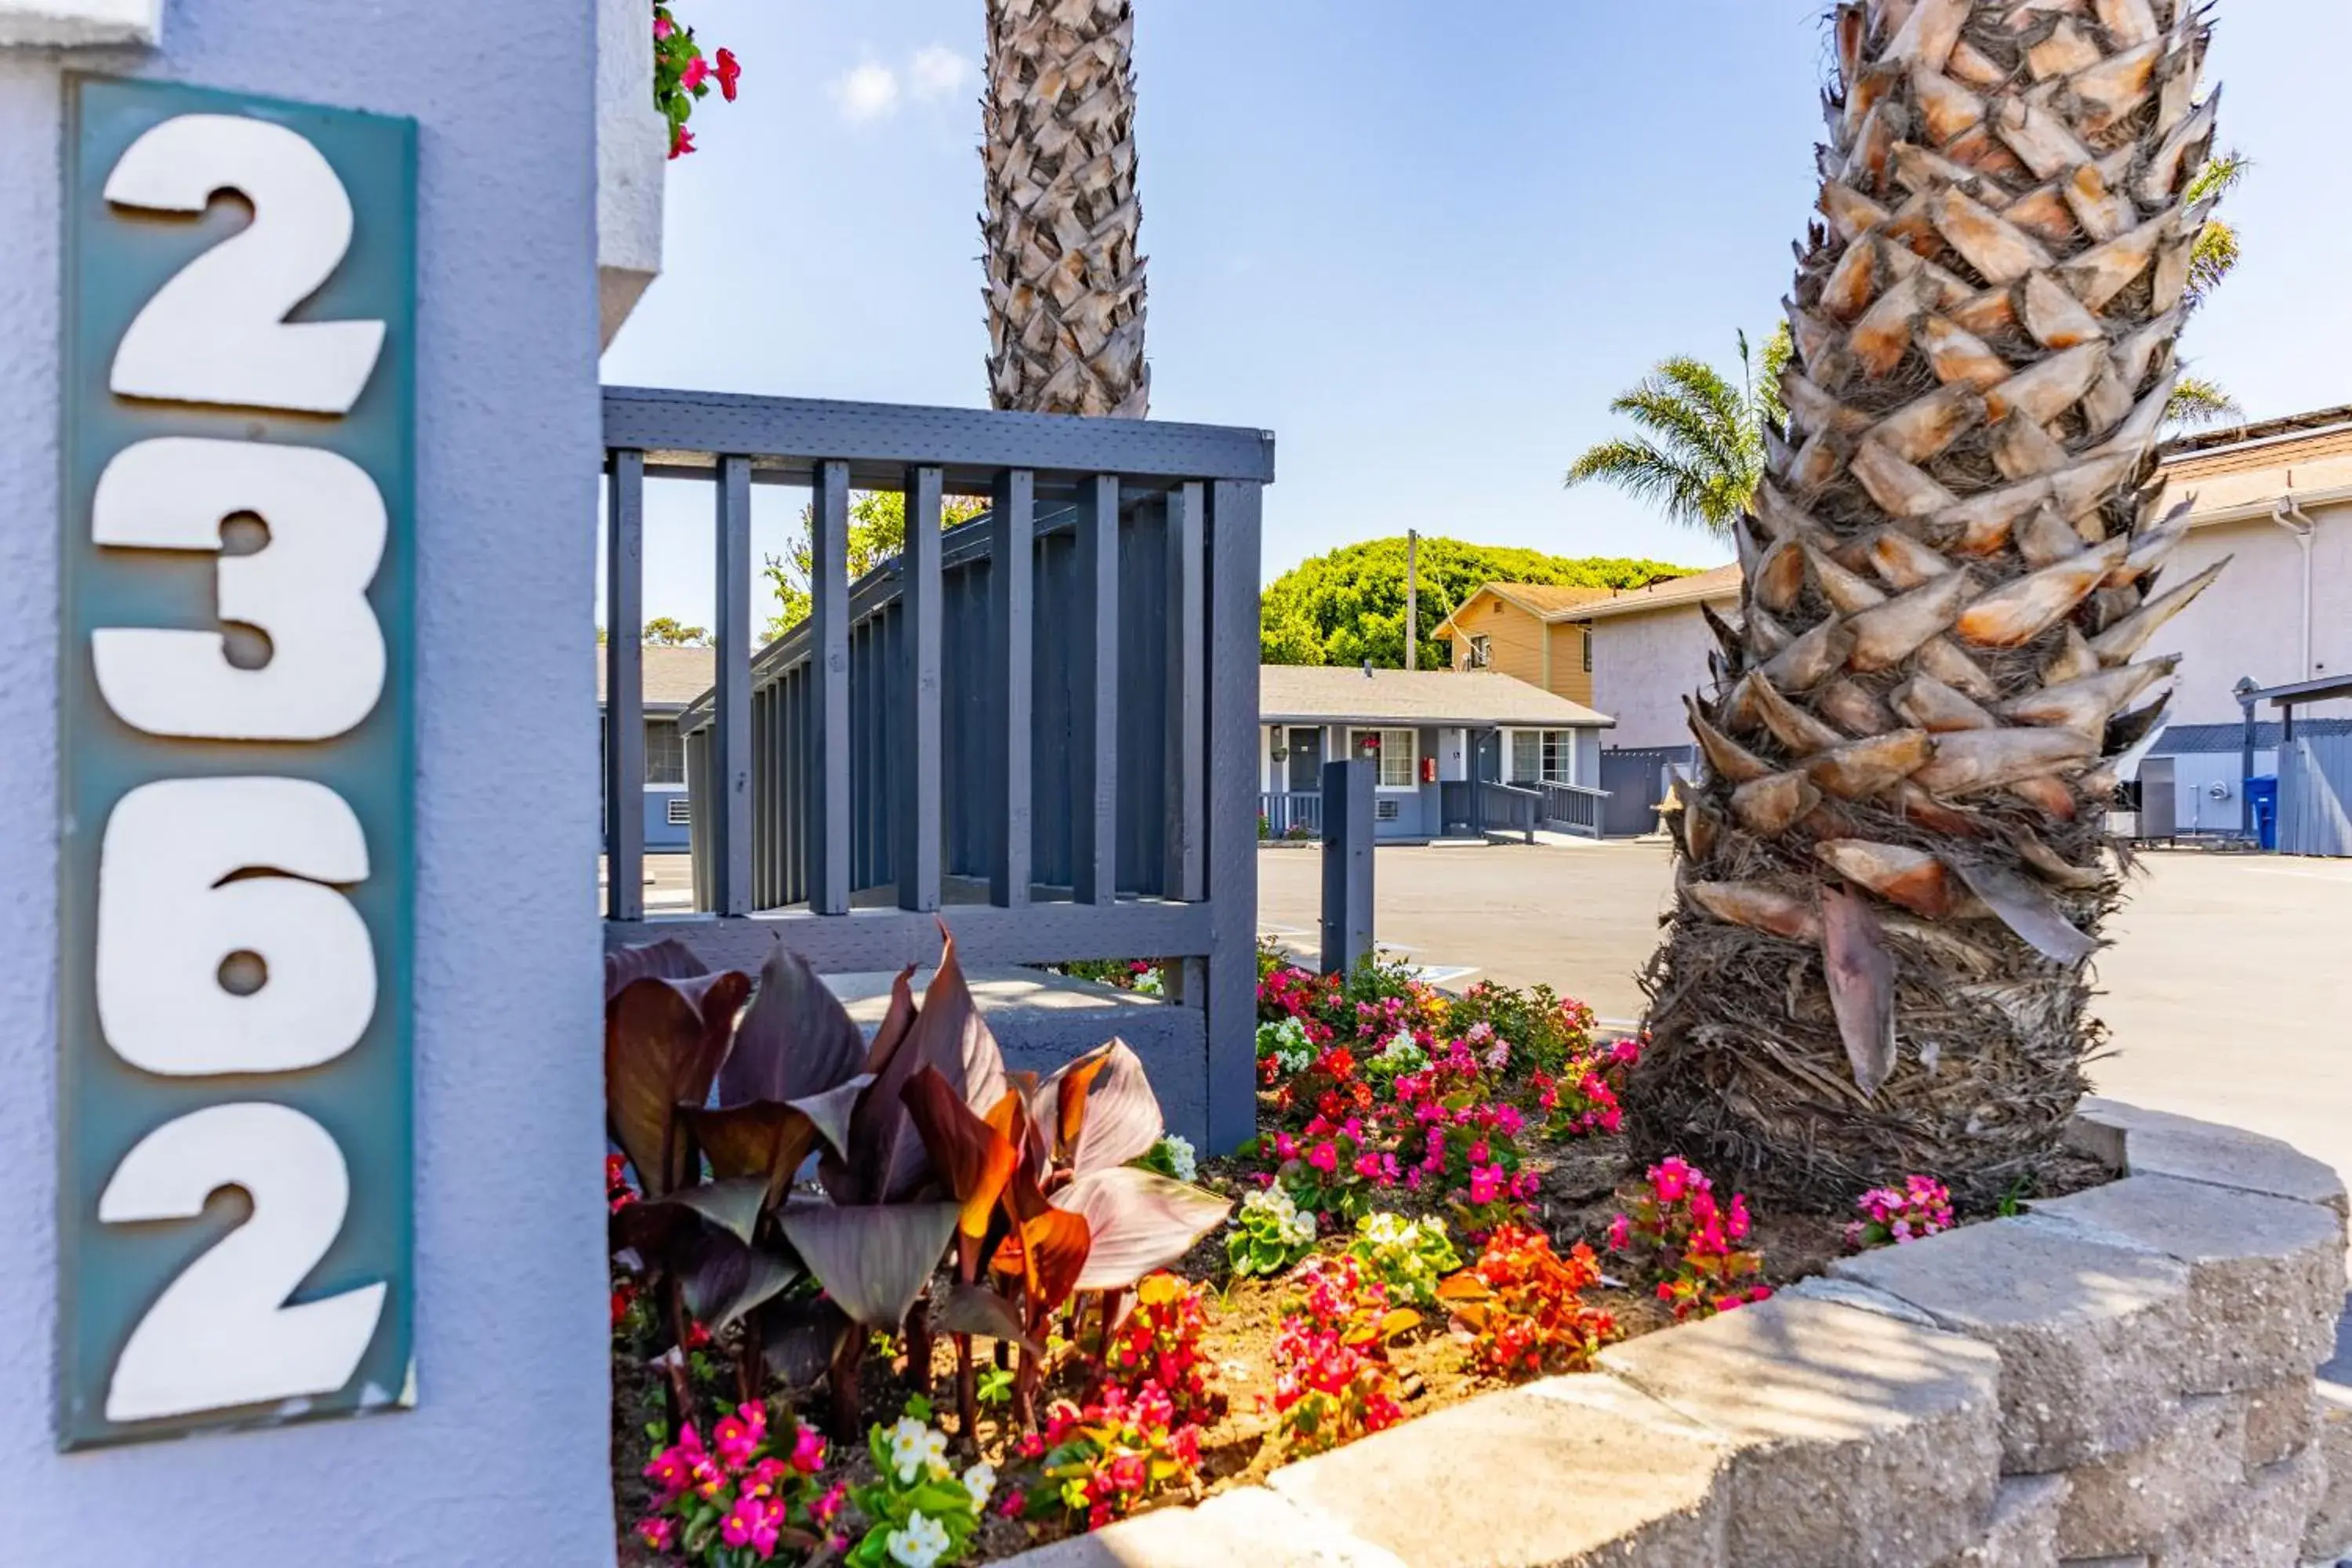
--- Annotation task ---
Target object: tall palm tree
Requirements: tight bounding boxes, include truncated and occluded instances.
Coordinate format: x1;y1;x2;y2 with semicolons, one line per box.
1566;330;1792;537
1627;0;2227;1210
981;0;1149;417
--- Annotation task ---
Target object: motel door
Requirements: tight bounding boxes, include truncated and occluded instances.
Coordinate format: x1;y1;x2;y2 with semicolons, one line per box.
1286;726;1325;793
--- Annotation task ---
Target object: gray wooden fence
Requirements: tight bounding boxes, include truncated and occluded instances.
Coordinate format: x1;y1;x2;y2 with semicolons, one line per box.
2279;733;2352;858
601;387;1275;1147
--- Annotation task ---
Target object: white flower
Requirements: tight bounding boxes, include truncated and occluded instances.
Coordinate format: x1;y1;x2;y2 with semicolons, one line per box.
887;1417;948;1484
1133;968;1165;996
886;1510;952;1568
961;1460;997;1508
1156;1134;1198;1183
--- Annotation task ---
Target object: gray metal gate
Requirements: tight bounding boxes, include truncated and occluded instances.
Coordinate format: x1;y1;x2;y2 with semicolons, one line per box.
1599;749;1690;837
2279;735;2352;857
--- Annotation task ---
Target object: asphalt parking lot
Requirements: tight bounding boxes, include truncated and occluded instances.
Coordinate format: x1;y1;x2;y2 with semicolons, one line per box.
1259;839;2352;1200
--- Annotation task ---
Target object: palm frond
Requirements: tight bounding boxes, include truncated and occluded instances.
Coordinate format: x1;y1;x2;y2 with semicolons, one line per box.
2166;376;2245;429
1564;438;1741;535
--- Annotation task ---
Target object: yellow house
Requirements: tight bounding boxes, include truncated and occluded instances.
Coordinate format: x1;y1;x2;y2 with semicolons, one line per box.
1432;583;1623;706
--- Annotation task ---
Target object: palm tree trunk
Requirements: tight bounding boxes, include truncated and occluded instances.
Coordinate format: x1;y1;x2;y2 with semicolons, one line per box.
1627;0;2226;1210
982;0;1149;417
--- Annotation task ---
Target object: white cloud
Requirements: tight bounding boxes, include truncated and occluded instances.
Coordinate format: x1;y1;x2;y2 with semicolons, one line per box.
833;62;900;123
909;45;975;103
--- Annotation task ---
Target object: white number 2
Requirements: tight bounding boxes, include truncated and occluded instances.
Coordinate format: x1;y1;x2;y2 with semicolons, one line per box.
96;777;377;1078
105;114;386;416
100;1103;387;1424
91;437;387;742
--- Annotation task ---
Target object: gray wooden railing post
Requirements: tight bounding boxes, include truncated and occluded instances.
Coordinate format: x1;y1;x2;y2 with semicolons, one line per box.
809;460;853;915
1163;482;1207;902
1073;474;1120;906
1321;757;1375;978
897;466;945;913
604;450;645;920
712;455;754;916
1205;479;1265;1149
989;469;1035;908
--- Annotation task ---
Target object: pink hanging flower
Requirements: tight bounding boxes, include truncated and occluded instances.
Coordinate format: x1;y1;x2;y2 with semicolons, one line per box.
679;54;711;93
714;46;742;99
670;125;695;158
653;12;673;40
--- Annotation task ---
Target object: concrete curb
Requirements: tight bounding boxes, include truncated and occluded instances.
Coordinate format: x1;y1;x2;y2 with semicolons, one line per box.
999;1102;2352;1567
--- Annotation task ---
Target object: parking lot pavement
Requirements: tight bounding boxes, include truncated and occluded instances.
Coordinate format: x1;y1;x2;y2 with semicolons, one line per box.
1258;840;2352;1200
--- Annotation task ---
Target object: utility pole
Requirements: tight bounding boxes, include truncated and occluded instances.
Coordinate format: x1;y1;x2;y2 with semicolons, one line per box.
1404;529;1419;672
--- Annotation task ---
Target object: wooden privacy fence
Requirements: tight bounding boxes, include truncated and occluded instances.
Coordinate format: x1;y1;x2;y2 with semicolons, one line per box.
601;388;1274;1148
2279;732;2352;858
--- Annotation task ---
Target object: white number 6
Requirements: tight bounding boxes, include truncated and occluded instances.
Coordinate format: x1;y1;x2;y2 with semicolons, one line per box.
97;777;377;1078
100;1103;387;1424
106;114;386;416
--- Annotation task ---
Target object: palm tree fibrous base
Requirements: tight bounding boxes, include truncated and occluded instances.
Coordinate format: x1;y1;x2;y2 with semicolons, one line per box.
1625;0;2227;1212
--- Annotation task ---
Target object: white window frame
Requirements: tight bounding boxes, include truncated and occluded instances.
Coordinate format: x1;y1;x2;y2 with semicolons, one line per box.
1467;634;1492;670
1348;728;1419;791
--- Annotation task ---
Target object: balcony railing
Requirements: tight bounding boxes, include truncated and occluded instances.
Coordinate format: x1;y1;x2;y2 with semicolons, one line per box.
601;387;1274;1147
1258;790;1323;840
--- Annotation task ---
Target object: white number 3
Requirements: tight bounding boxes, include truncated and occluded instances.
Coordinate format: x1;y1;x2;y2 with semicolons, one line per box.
100;1103;387;1424
106;114;386;415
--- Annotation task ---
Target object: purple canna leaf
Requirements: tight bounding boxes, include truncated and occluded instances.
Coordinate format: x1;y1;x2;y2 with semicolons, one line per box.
778;1200;959;1330
717;944;872;1109
1054;1167;1231;1293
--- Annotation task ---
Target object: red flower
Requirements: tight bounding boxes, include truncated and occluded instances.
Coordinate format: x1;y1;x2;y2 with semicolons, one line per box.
670;125;695;158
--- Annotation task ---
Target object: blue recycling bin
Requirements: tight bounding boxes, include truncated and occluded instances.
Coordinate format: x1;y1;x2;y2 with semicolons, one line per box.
2247;775;2279;851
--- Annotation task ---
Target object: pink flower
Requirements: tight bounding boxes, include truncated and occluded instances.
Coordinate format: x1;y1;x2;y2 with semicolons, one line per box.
637;1515;677;1552
652;12;673;39
714;1401;766;1468
1468;1139;1490;1165
670;125;695;158
1307;1142;1339;1175
1273;1132;1298;1161
679;55;711;93
814;1482;848;1523
1468;1164;1504;1207
1606;1214;1632;1252
789;1423;826;1475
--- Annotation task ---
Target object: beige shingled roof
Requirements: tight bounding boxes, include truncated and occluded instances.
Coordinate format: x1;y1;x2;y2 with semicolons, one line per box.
1573;563;1744;622
595;644;716;711
1261;666;1612;728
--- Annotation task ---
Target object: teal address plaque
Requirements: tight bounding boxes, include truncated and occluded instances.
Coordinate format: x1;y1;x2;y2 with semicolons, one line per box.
57;75;416;1450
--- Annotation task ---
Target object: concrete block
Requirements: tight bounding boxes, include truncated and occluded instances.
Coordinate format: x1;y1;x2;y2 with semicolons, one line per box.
1267;1377;1730;1567
1937;1475;2068;1568
1784;1275;1949;1332
2077;1099;2349;1223
2029;1175;2344;1393
2303;1384;2352;1562
2240;1381;2322;1469
1002;1487;1403;1567
2157;1444;2326;1568
2053;1393;2246;1559
1598;1296;2001;1568
1831;1218;2194;1471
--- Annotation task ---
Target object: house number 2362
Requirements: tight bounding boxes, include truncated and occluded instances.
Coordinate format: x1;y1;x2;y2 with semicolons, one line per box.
61;81;416;1448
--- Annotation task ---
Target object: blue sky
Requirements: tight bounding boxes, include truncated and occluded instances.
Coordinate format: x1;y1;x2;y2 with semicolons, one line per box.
601;0;2352;633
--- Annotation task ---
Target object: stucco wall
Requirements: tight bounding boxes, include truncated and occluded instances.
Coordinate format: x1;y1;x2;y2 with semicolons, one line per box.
0;7;611;1564
1590;604;1724;752
2155;502;2352;727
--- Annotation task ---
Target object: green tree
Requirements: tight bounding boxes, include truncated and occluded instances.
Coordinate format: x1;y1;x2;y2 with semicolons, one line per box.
641;615;710;647
1564;327;1793;537
762;490;989;641
1260;537;1697;670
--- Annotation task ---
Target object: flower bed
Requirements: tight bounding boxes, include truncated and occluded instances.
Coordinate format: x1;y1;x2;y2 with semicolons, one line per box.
607;939;2096;1567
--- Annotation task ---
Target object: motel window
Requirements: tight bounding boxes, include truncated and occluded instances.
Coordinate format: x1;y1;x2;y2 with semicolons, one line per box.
1348;728;1418;789
1510;730;1575;786
644;720;687;786
1468;634;1492;670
